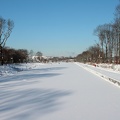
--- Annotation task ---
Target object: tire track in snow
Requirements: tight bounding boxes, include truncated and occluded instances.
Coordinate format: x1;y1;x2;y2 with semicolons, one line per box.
75;62;120;88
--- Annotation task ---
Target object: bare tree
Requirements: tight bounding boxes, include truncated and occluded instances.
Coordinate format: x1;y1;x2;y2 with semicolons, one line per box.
94;24;114;62
94;25;106;62
36;51;43;62
0;17;14;65
28;50;34;62
114;3;120;63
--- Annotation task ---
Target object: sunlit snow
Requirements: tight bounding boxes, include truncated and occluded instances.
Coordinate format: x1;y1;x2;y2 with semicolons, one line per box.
0;62;120;120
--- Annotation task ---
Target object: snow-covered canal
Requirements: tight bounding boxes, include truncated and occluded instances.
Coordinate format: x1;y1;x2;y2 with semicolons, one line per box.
0;62;120;120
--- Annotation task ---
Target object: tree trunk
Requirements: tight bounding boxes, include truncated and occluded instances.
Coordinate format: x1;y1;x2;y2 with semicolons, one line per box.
105;45;108;62
0;46;4;65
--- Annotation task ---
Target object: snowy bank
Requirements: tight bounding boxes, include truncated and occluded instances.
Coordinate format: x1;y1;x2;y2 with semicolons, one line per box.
89;63;120;72
0;63;45;76
75;62;120;88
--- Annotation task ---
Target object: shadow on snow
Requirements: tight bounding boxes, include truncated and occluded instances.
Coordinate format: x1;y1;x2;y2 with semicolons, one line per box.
0;88;72;120
0;65;71;119
0;66;67;83
0;73;61;83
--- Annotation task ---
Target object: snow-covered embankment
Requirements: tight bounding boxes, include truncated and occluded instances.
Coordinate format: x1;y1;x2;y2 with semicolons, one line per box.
75;62;120;88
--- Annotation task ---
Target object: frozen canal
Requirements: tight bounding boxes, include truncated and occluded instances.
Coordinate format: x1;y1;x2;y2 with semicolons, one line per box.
0;62;120;120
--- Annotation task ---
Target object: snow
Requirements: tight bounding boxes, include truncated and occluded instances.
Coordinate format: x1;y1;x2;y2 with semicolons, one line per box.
75;62;120;87
0;62;120;120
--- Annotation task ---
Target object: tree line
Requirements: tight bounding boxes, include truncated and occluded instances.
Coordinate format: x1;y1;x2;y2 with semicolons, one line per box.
0;47;46;64
76;2;120;64
1;47;28;64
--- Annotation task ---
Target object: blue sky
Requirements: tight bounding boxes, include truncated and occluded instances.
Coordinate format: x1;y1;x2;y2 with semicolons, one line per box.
0;0;119;56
